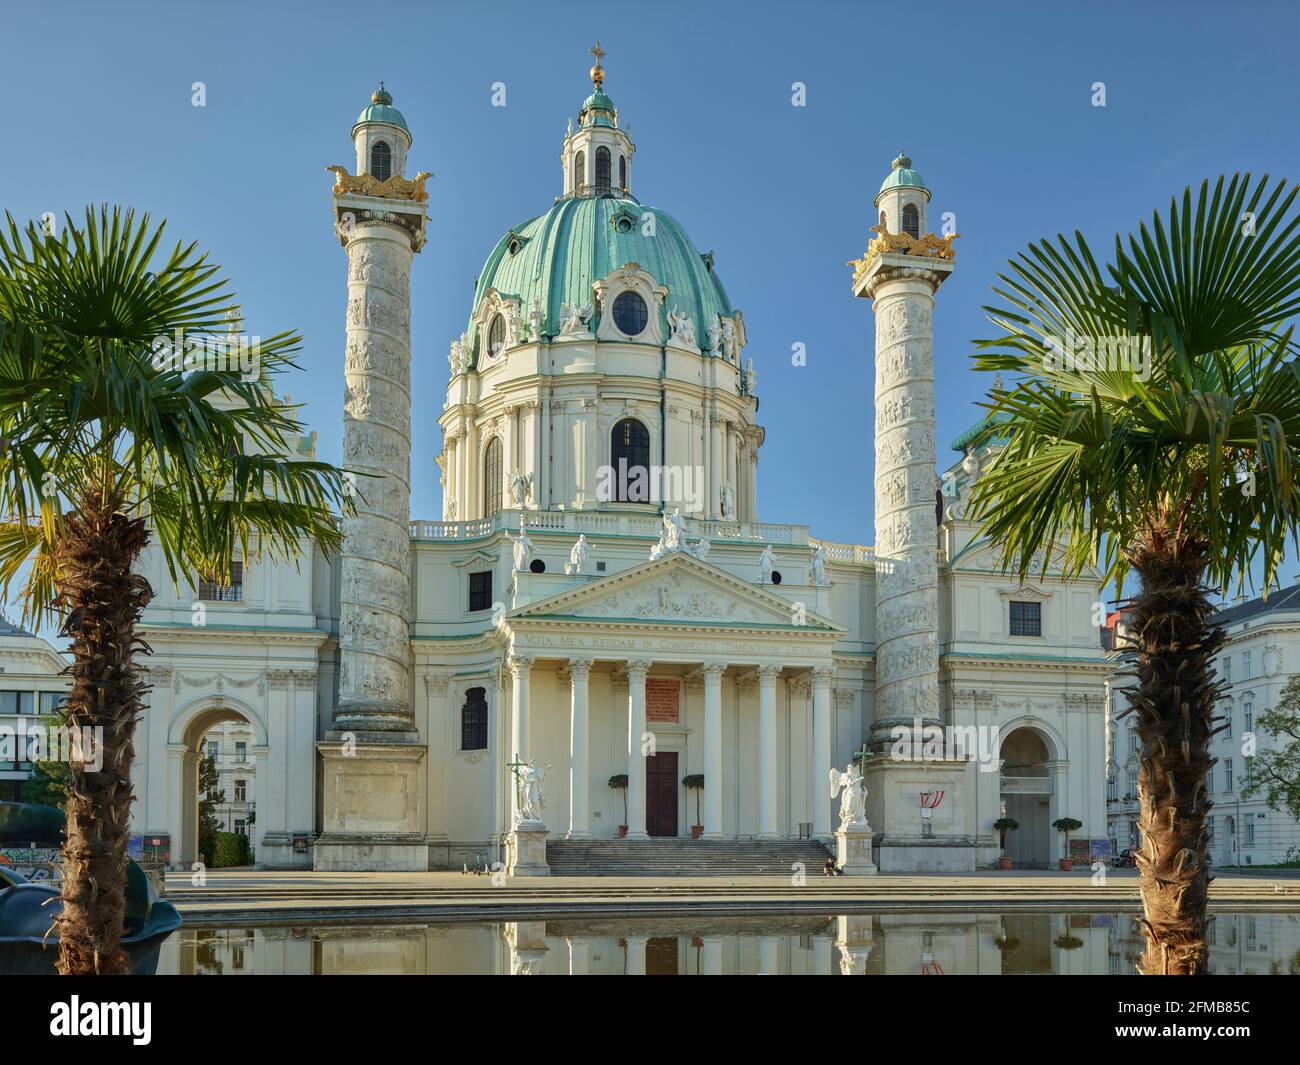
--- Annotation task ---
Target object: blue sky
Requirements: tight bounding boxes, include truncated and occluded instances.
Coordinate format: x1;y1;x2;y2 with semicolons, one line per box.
2;0;1299;630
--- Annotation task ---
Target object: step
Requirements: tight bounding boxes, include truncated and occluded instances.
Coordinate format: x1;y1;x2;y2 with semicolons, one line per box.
544;838;834;876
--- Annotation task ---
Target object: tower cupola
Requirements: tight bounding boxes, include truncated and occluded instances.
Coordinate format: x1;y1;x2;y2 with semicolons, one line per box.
874;151;930;239
561;43;635;199
353;83;412;181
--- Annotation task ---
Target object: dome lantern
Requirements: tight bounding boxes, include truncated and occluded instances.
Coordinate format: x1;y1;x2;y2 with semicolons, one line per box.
562;43;634;198
352;82;412;181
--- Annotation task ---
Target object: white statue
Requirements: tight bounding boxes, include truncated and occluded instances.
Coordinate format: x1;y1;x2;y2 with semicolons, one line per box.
448;338;462;375
691;535;711;562
720;481;735;519
528;296;544;342
516;758;549;823
667;305;697;348
559;302;594;336
569;534;589;574
509;471;531;507
708;314;723;356
745;358;757;394
721;317;737;361
445;496;457;521
507;521;534;572
829;762;868;829
506;301;524;346
663;507;686;550
758;544;778;584
810;542;830;587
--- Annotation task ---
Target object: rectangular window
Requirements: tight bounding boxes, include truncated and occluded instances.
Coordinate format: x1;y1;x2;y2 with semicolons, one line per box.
234;779;246;802
38;691;61;714
468;570;493;612
1243;651;1252;678
1009;600;1042;637
1225;759;1234;792
206;740;219;760
234;819;246;836
1129;730;1138;753
198;561;243;602
1106;776;1117;800
1223;704;1233;738
1224;657;1231;683
1208;816;1215;844
16;691;33;715
1208;768;1215;793
1245;819;1255;846
460;687;489;751
235;741;247;762
1245;709;1253;734
0;691;34;714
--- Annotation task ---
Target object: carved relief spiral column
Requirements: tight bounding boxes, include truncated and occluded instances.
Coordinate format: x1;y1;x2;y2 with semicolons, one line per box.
855;251;954;745
332;216;420;736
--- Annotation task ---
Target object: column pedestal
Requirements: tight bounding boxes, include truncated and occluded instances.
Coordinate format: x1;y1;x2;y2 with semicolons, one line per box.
506;819;551;877
314;742;430;871
835;822;878;876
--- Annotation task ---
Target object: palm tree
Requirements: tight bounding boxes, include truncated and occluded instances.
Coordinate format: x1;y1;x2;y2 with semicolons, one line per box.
0;207;351;974
967;174;1300;975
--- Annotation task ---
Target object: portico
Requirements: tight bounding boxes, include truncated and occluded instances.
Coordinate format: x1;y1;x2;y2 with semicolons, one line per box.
496;553;844;842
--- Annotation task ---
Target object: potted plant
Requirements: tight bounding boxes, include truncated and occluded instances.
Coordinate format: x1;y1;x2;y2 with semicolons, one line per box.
682;774;705;838
1054;934;1085;950
608;774;629;837
993;817;1019;869
1052;817;1083;870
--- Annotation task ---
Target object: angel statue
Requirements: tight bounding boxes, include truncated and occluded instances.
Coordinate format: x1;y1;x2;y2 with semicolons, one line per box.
509;471;532;507
758;544;778;584
527;296;545;342
663;507;687;550
559;302;594;336
569;534;590;574
506;520;534;572
516;758;549;823
829;762;868;829
810;541;830;587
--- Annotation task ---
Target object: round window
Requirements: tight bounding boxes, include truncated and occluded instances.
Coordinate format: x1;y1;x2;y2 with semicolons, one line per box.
488;313;506;357
612;291;648;337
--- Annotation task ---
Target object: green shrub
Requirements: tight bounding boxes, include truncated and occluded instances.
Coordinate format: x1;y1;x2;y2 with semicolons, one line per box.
209;831;250;868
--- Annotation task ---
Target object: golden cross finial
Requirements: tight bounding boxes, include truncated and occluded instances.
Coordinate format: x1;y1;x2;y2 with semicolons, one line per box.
589;41;606;87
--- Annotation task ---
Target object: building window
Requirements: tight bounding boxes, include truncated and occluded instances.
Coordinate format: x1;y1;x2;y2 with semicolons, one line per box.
1245;818;1255;846
370;140;392;182
611;291;648;337
483;437;503;518
902;203;920;238
1243;650;1252;678
234;779;246;802
619;154;626;190
595;146;611;193
468;571;492;612
1129;729;1138;753
1106;775;1117;800
1128;819;1138;846
1244;700;1253;734
1224;656;1231;683
234;819;246;836
0;691;34;715
1208;767;1215;793
1207;816;1215;844
488;313;506;357
198;561;243;602
38;691;60;714
1223;702;1233;738
206;740;219;760
461;687;488;751
610;418;650;501
1225;758;1234;792
573;150;585;190
235;741;247;762
1009;600;1041;637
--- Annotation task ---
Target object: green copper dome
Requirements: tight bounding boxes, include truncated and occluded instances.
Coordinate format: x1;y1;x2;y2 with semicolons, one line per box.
878;151;927;196
467;196;733;365
353;85;409;137
580;88;616;127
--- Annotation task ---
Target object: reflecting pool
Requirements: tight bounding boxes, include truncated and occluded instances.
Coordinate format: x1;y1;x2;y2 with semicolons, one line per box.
156;911;1300;975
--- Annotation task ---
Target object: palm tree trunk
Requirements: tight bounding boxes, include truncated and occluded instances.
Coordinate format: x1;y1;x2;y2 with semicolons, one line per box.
1125;513;1222;975
53;488;152;975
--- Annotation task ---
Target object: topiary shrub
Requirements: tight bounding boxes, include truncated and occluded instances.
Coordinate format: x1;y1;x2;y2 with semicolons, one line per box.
209;831;250;868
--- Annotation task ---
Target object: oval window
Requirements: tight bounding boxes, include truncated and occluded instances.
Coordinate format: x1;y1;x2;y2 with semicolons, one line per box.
612;291;648;337
489;314;506;356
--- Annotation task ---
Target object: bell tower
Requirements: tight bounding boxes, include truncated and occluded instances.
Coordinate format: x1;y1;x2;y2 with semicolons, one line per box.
560;43;635;198
316;85;432;872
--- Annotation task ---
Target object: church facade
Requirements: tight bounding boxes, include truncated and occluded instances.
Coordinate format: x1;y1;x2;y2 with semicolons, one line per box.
128;58;1110;873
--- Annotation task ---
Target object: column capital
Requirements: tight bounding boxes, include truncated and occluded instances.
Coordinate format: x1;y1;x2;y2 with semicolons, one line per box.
757;663;782;684
508;654;535;676
626;658;653;677
811;665;835;687
701;661;727;681
567;657;594;680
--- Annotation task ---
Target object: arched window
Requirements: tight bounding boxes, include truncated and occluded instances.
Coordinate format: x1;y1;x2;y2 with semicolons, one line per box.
370;140;392;182
902;203;920;239
879;210;888;232
573;150;585;192
483;437;503;517
595;146;611;193
610;418;650;502
619;155;627;191
461;687;488;751
488;313;506;357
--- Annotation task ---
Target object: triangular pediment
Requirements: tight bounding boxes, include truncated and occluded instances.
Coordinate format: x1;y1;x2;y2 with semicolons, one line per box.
510;553;842;633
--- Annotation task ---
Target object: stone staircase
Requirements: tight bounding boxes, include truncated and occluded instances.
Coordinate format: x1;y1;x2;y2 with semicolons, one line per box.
546;837;834;877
